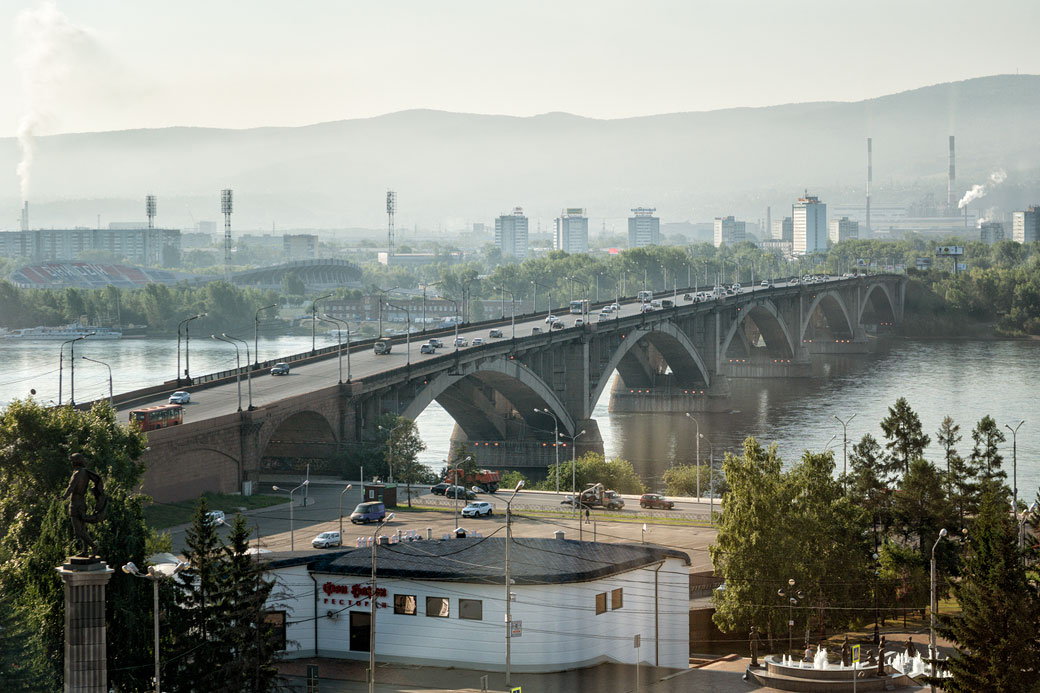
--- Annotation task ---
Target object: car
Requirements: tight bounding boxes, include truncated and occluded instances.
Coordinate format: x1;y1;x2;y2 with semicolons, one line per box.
545;314;558;324
610;303;619;312
205;510;225;525
560;496;590;509
640;304;654;313
574;318;584;327
312;530;342;548
428;338;444;348
661;299;674;308
472;337;485;346
761;280;770;287
598;314;610;322
531;326;543;335
551;320;564;329
420;343;437;354
270;362;290;375
489;329;504;338
683;293;693;301
169;390;191;404
650;300;662;309
350;501;387;524
639;493;675;510
431;482;451;495
444;485;476;500
461;501;493;518
454;337;468;347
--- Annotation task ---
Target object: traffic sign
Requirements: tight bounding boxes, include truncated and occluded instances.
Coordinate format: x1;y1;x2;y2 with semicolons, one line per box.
511;688;522;693
852;644;860;663
510;620;522;638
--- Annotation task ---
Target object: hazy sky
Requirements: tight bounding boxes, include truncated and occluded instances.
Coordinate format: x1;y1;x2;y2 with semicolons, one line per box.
2;0;1040;136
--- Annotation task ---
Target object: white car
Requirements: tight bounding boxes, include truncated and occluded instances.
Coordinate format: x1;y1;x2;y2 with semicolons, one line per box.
461;501;493;517
545;314;560;324
610;303;619;312
574;319;584;327
312;531;342;548
454;337;468;347
169;390;191;404
205;510;225;526
472;337;485;346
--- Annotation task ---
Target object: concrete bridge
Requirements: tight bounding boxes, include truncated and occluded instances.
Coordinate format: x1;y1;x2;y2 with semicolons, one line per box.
126;274;905;502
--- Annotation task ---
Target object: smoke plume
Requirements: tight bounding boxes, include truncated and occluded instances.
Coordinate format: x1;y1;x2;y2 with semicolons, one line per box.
15;1;104;202
958;169;1008;209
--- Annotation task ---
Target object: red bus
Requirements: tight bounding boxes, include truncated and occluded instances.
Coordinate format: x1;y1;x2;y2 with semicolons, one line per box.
129;404;183;431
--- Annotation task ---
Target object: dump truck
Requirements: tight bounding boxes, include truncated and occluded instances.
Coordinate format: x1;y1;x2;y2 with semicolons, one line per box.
445;468;501;493
374;338;393;355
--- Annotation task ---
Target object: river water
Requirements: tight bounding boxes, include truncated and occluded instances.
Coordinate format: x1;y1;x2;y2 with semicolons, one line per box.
2;336;1038;498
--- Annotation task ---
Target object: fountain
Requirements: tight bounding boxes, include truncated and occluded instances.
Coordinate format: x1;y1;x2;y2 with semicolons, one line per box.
813;646;829;670
748;643;923;691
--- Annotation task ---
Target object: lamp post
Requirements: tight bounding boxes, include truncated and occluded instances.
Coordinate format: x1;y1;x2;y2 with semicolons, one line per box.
311;293;333;353
386;303;411;366
496;287;516;339
1004;420;1024;516
254;303;277;366
176;313;203;384
533;281;551;323
323;314;351;382
533;408;561;493
444;297;460;351
504;480;524;689
699;433;715;524
82;356;113;407
449;455;473;529
563;429;587;522
271;480;308;550
685;413;701;500
376;286;400;339
872;552;880;645
930;528;948;692
222;333;253;410
777;579;804;657
59;333;92;406
834;414;857;493
338;483;353;537
182;313;206;383
122;560;186;693
369;512;395;693
211;334;243;411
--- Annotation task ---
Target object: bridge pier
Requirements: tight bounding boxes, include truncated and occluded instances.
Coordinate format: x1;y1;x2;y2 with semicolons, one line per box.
607;375;732;413
804;337;874;355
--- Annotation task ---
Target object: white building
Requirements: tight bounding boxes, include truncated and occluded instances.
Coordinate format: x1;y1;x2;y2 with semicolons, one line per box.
263;537;690;672
495;208;529;260
1011;207;1039;244
979;221;1005;245
628;208;660;248
554;208;589;254
827;216;859;244
793;195;827;255
713;216;746;247
771;217;793;242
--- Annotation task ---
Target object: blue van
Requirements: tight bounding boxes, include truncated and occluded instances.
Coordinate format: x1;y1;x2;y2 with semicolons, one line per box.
350;501;387;524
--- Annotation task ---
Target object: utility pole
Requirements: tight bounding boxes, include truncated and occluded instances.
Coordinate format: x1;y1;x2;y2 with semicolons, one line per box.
505;481;524;689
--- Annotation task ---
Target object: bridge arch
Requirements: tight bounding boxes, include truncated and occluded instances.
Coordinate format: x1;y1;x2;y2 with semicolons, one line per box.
589;322;711;411
401;357;577;437
720;298;796;359
800;290;855;342
858;282;898;325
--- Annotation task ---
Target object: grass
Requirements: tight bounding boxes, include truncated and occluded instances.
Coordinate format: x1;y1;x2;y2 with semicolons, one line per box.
144;493;285;529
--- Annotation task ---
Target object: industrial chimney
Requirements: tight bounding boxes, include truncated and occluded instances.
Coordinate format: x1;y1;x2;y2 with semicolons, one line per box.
865;138;872;235
947;135;956;212
20;201;28;231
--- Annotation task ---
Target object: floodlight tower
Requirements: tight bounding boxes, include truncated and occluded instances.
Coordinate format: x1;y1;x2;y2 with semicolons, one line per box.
221;189;233;281
146;194;156;229
386;190;397;256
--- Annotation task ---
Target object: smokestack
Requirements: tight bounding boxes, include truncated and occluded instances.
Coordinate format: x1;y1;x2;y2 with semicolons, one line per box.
948;135;956;211
20;201;28;231
866;137;872;235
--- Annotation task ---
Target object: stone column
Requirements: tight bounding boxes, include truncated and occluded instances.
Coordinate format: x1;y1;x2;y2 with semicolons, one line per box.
57;558;114;693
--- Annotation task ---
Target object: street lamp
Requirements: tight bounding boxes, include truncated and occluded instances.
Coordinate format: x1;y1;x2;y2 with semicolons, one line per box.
834;414;857;492
699;433;715;524
222;333;253;410
211;334;243;411
872;552;880;645
177;313;206;383
563;430;587;522
271;480;308;550
369;512;395;693
375;286;400;339
386;303;411;366
448;455;473;530
1017;501;1039;552
685;413;701;500
504;480;524;689
323;314;351;382
930;528;948;692
59;333;93;406
532;281;551;323
254;303;277;366
1004;420;1024;515
338;483;353;537
311;293;333;353
123;560;186;693
533;408;561;493
495;287;516;339
81;356;113;407
777;579;804;657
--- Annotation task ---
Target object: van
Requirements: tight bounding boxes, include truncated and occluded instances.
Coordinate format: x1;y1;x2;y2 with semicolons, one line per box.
637;290;653;303
350;501;387;524
312;530;342;548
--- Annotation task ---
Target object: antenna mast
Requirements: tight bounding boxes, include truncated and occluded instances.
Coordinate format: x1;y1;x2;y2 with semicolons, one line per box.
386;190;397;256
221;189;233;281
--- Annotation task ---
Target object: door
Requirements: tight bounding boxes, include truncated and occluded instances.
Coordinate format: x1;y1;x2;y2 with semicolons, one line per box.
350;611;371;652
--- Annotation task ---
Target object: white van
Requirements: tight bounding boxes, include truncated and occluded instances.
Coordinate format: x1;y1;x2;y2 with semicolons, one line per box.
312;531;342;548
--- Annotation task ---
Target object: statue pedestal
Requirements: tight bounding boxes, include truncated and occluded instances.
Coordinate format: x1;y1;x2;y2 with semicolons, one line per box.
56;558;113;693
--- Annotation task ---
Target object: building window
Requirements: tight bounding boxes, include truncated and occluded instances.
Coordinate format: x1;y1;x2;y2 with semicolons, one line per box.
459;599;482;621
612;588;623;610
426;596;450;618
394;594;417;615
595;592;607;615
263;610;287;651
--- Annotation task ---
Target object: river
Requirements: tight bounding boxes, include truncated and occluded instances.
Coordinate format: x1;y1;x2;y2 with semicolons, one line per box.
2;335;1038;499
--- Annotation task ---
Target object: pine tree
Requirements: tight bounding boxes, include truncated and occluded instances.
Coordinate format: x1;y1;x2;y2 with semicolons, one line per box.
969;415;1007;485
847;433;891;546
935;481;1040;691
879;397;930;477
936;415;962;495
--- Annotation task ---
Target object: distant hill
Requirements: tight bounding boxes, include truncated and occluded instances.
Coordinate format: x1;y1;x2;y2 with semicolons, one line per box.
3;74;1039;231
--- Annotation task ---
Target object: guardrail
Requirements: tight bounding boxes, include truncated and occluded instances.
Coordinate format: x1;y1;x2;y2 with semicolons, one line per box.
415;496;710;522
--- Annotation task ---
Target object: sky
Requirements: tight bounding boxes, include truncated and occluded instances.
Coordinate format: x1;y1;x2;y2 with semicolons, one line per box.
2;0;1040;137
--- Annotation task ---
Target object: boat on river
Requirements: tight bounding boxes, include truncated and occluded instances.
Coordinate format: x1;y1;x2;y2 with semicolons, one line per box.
0;325;122;340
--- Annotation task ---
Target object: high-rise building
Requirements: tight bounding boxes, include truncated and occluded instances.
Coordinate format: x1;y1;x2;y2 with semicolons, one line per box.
627;208;660;248
283;234;318;260
554;208;589;254
792;195;827;254
827;216;859;244
979;221;1005;245
495;207;529;259
713;216;746;247
0;227;181;266
1011;207;1040;244
772;217;793;242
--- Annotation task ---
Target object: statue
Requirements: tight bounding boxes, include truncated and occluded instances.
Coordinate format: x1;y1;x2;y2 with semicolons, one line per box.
904;636;917;659
866;648;877;666
841;635;852;667
62;453;108;559
748;625;761;667
877;635;887;676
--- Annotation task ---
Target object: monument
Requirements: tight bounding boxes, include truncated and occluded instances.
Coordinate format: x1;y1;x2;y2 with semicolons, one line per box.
56;452;113;693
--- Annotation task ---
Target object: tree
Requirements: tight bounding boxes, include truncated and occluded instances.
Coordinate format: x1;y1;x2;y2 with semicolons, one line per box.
879;397;931;476
935;481;1040;691
893;458;952;562
384;416;427;507
543;452;645;495
846;433;891;546
969;415;1007;485
663;463;710;498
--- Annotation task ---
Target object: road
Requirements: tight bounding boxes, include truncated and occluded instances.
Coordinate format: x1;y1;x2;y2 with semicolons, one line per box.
120;275;850;423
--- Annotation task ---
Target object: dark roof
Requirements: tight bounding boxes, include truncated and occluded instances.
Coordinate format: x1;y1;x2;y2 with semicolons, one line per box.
301;537;689;585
